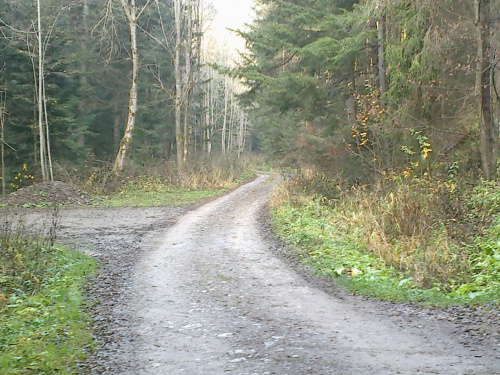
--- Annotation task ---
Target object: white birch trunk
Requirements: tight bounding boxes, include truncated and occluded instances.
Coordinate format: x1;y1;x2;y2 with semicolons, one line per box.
37;0;49;182
183;0;193;162
222;75;229;154
1;97;5;197
174;0;184;172
228;93;234;153
113;0;141;173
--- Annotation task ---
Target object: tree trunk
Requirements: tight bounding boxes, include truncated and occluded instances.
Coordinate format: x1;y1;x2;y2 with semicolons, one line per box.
1;98;5;197
493;15;500;153
174;0;184;172
183;0;193;163
77;0;89;147
42;79;54;180
113;89;121;149
37;0;49;182
113;0;139;173
476;0;497;179
208;73;215;154
237;109;246;157
222;76;229;154
203;75;211;154
228;94;235;153
346;61;356;126
377;13;387;103
376;7;390;171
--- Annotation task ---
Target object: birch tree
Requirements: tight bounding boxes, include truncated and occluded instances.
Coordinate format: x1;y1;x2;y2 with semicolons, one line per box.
182;0;193;162
173;0;184;172
36;0;51;181
112;0;151;173
173;0;203;170
1;87;5;197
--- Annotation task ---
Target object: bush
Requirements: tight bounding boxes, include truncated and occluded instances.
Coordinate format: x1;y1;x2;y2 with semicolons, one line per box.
270;167;500;304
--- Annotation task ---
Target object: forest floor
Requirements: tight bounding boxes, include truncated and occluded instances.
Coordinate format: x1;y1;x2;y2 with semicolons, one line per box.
3;175;499;374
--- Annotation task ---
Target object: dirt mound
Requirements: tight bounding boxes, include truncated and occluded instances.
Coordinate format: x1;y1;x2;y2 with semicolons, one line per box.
1;181;93;207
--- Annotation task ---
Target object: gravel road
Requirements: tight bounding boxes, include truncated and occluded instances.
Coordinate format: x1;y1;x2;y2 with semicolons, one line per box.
7;174;499;374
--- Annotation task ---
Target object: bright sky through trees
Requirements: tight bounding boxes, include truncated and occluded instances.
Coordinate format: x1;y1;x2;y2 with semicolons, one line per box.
209;0;255;51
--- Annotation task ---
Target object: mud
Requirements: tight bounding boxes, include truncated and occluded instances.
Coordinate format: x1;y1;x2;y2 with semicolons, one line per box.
3;175;499;374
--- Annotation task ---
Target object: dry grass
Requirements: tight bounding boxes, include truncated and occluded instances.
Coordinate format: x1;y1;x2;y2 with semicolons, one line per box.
56;154;260;195
340;182;470;289
277;169;473;290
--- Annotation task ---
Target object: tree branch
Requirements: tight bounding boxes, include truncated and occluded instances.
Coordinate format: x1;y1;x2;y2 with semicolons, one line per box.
118;0;133;22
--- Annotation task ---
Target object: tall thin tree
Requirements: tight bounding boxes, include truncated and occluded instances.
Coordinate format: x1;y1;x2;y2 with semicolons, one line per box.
475;0;497;179
0;88;5;197
112;0;151;173
37;0;50;181
174;0;184;172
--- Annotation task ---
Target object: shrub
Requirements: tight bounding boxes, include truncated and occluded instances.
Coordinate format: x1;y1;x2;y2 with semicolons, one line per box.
271;167;500;303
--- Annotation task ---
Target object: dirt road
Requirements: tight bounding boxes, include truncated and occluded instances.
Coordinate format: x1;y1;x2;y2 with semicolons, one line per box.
12;175;499;374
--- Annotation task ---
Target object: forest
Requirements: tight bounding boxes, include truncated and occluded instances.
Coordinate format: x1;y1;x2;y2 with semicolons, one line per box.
0;0;250;193
238;0;500;302
0;0;498;302
1;0;500;372
239;0;498;182
0;0;498;186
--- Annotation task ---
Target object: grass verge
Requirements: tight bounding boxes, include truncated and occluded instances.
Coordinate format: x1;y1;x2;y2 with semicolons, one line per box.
270;175;500;306
0;231;96;374
98;171;255;207
100;183;228;207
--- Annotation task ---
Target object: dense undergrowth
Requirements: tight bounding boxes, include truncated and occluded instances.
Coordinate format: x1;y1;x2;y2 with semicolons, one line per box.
270;167;500;305
0;216;96;374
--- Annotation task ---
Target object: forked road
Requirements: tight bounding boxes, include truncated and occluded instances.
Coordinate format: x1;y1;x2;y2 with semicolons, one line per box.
104;174;497;374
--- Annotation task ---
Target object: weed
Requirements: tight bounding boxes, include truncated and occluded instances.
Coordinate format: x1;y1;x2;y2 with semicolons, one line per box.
0;212;96;373
270;169;500;305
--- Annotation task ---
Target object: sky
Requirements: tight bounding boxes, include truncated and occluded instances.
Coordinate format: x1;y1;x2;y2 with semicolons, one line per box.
207;0;256;52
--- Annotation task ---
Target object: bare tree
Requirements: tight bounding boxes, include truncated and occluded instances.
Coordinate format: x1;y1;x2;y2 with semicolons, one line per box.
173;0;184;172
112;0;151;173
23;1;76;181
36;0;50;181
0;87;5;197
182;0;193;162
221;75;229;154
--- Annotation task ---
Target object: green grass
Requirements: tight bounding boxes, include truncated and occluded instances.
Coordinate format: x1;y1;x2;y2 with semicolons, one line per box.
271;191;499;306
98;172;256;208
451;216;500;302
100;186;228;207
0;241;96;374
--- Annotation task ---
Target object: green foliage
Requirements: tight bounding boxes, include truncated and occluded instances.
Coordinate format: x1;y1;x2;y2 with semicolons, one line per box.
450;183;500;301
0;230;96;373
101;176;227;207
468;180;500;220
239;0;486;183
238;0;366;169
270;174;500;305
453;221;500;301
270;191;454;304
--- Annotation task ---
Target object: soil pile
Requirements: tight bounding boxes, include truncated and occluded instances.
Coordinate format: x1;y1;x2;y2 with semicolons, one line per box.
1;181;93;207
